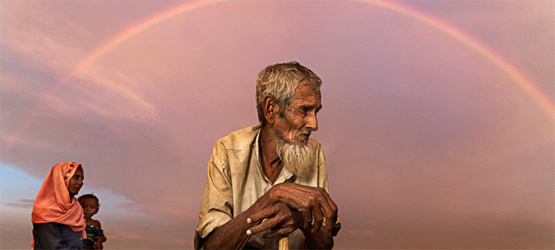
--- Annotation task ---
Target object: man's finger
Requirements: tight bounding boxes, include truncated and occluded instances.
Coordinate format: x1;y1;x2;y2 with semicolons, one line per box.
247;205;279;225
316;190;335;219
301;209;312;229
247;215;282;235
311;205;324;233
322;190;338;217
320;192;338;233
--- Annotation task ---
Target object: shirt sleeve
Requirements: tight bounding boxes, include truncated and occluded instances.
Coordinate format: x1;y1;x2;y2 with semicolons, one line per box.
194;140;234;250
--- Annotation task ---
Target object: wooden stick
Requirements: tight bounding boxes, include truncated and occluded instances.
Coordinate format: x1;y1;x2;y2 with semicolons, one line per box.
278;236;289;250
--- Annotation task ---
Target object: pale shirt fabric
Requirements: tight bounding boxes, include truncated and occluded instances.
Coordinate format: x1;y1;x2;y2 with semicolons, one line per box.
194;125;338;250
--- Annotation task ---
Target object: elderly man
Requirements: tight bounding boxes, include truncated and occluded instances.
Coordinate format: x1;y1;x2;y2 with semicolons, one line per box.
194;62;340;250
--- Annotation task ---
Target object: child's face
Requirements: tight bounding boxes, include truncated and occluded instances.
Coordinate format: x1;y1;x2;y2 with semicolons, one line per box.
80;198;99;219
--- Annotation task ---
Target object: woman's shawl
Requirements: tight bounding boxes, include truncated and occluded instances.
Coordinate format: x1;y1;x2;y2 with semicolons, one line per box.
31;162;86;245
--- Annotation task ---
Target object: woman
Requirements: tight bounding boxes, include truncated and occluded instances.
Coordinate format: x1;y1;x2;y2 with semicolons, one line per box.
31;162;86;250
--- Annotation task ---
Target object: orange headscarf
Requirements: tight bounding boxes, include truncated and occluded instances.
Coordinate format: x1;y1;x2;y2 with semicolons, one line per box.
31;162;86;246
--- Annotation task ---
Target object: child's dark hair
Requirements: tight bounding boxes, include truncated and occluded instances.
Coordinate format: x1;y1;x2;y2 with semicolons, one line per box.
78;193;100;206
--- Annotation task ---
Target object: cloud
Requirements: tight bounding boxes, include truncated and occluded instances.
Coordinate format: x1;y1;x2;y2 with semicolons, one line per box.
1;1;158;125
0;2;86;73
4;198;34;209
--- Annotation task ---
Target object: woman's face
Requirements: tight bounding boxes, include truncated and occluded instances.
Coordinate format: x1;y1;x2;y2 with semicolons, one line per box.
68;167;84;197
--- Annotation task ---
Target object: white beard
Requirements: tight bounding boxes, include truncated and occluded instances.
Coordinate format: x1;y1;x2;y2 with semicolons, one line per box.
272;131;316;180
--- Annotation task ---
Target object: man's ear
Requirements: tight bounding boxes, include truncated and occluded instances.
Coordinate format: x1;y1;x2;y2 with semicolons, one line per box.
263;95;277;125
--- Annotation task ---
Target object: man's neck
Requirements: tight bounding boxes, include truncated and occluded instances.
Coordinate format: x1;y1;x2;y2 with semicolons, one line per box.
259;125;282;183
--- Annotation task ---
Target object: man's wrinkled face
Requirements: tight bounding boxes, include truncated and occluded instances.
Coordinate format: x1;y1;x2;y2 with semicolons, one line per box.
272;82;321;178
272;82;322;147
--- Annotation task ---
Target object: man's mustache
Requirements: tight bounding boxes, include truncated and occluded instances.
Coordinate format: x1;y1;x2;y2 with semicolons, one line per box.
297;130;311;137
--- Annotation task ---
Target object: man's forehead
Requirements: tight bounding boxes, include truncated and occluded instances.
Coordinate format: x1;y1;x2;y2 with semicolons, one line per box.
293;83;321;100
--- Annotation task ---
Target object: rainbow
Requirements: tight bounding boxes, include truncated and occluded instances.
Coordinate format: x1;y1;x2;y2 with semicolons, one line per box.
59;0;554;116
58;0;231;85
3;0;554;151
363;0;555;116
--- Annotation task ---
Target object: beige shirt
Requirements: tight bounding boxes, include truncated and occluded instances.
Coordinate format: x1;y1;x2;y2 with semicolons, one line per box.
194;125;339;249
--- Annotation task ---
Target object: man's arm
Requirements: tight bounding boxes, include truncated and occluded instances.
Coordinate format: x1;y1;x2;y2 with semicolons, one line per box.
202;204;254;250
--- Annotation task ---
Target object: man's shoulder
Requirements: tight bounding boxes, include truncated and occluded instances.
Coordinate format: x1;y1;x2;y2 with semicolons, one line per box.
217;124;262;150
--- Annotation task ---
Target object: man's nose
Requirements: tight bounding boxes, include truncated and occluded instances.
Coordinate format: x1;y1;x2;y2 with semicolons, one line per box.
306;112;318;131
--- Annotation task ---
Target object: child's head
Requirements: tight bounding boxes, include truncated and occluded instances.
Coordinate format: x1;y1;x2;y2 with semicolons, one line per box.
78;194;100;219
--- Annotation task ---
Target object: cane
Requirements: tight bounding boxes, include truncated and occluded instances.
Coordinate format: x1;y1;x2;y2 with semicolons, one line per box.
278;236;289;250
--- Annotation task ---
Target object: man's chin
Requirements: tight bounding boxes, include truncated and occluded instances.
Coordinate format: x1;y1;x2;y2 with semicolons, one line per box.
298;134;310;144
292;138;310;147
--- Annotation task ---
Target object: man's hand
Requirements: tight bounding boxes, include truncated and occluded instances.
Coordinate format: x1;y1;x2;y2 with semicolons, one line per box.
267;183;338;234
246;202;303;238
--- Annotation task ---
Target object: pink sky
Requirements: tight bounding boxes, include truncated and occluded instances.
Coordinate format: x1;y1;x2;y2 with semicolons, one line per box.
1;0;553;249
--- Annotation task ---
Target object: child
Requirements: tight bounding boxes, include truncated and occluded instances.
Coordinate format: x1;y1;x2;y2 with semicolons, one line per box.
31;162;86;249
78;194;107;250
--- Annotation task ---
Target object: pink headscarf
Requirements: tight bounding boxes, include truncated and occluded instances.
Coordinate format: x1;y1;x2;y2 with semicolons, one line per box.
31;162;86;246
